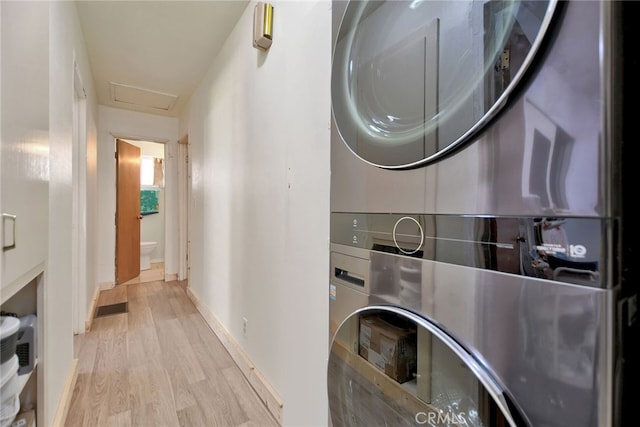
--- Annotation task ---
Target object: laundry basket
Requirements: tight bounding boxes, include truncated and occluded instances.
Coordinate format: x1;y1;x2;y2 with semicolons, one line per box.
0;396;19;427
0;317;20;364
0;355;19;427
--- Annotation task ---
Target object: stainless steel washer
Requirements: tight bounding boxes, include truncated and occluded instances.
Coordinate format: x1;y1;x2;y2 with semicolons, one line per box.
328;1;636;426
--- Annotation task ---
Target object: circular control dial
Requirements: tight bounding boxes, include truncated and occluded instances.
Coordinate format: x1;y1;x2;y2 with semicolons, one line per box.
393;216;424;255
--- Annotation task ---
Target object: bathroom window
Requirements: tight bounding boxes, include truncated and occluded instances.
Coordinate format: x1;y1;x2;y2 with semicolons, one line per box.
141;155;164;187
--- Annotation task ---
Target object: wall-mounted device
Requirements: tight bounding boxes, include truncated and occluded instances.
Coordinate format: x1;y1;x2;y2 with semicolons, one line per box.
16;314;36;375
253;2;273;50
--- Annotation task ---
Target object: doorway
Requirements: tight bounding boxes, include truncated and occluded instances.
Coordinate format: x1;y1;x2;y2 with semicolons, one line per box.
115;138;166;285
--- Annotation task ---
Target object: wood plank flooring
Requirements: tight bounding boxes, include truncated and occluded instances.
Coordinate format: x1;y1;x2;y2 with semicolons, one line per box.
121;262;165;286
66;280;279;427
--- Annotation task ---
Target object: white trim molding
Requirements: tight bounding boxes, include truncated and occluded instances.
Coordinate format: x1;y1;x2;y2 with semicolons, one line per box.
186;287;283;425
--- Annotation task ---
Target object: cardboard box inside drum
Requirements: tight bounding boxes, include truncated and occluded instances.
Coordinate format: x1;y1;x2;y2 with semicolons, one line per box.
358;314;417;383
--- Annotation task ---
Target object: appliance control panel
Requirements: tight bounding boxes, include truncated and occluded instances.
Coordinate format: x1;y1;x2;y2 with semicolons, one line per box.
331;212;611;288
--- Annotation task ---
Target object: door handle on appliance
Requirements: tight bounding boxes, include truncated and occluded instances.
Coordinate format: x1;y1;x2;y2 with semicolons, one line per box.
2;213;17;251
334;268;365;287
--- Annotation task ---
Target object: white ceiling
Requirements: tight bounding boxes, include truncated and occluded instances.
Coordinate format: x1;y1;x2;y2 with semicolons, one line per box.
76;1;250;118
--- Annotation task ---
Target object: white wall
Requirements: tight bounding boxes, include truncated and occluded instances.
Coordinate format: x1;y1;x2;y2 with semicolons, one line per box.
180;1;331;425
1;1;49;290
1;10;49;425
85;109;99;323
96;106;178;285
49;2;98;425
130;139;165;158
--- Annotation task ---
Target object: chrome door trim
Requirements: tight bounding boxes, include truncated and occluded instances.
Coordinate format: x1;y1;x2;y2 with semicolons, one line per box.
330;304;526;426
331;0;560;169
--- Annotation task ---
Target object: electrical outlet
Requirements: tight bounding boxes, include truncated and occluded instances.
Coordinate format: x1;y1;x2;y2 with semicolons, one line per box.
243;317;248;337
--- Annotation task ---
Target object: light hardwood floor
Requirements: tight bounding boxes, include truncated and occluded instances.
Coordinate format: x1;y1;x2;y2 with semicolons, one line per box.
121;262;165;286
66;280;279;427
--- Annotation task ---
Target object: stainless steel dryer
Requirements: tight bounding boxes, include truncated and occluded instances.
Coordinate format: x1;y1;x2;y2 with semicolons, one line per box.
328;1;637;426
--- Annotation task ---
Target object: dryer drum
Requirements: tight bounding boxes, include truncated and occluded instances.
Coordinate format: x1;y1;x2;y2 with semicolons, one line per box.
331;0;558;169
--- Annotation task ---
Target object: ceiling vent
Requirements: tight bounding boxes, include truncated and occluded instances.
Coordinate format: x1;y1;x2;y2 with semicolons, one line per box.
109;81;178;111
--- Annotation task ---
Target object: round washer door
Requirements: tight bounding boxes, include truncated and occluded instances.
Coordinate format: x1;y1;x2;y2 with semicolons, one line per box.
328;306;527;427
331;0;557;169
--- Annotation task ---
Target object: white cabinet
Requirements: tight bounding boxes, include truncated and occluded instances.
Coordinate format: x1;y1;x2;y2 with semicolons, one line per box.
1;3;49;427
1;0;49;296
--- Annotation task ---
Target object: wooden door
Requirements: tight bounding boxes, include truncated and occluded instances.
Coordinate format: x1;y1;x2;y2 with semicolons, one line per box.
116;139;141;284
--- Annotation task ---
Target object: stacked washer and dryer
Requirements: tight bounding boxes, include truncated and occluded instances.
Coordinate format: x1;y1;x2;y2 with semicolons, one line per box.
328;1;637;426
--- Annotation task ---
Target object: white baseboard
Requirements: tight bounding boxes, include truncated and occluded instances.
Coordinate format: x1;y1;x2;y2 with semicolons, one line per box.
52;358;79;427
85;285;102;332
186;287;283;425
165;273;178;281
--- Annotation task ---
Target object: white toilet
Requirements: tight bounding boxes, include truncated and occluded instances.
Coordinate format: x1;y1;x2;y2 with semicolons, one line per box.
140;241;157;270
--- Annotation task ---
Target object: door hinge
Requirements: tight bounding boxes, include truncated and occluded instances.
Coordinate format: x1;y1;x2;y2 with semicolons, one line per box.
496;49;510;71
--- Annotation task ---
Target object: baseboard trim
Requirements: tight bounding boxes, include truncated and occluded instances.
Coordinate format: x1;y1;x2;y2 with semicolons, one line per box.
52;358;79;427
165;273;178;281
85;285;102;332
186;287;283;425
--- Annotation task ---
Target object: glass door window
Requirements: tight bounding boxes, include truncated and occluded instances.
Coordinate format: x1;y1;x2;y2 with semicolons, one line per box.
331;0;557;168
328;306;525;426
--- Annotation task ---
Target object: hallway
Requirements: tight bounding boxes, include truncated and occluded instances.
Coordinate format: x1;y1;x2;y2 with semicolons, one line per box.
65;280;279;427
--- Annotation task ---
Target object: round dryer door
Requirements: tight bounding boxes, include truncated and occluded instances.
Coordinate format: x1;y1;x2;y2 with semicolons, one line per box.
328;306;526;427
331;0;558;169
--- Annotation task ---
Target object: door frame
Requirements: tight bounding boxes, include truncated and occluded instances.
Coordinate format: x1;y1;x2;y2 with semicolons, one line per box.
72;59;87;334
112;135;177;284
178;134;190;282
